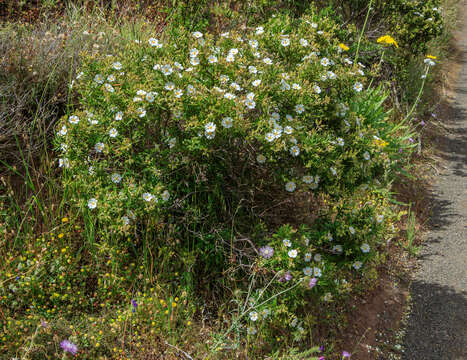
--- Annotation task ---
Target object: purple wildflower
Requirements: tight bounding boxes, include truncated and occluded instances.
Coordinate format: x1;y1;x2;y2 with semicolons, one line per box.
319;357;325;360
420;120;426;125
309;277;318;289
342;351;351;358
40;320;48;328
409;137;414;143
319;345;324;352
131;299;138;313
279;271;292;282
259;245;274;259
60;340;78;355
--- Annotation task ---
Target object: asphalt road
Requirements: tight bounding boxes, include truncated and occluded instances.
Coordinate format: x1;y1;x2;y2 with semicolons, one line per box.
402;3;467;359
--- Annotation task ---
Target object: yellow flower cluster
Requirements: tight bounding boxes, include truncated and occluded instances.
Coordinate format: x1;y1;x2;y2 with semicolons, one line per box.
377;35;399;48
338;43;349;51
373;138;389;148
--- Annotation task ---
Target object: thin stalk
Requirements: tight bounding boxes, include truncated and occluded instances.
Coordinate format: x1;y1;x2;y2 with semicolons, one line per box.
355;0;374;64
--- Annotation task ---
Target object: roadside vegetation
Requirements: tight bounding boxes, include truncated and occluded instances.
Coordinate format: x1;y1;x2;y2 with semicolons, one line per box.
0;1;456;359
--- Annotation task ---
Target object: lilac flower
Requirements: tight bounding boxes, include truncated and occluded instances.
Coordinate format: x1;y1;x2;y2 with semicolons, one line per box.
309;277;318;288
319;357;325;360
132;299;138;313
420;120;426;125
259;246;274;259
342;351;351;358
279;271;292;282
60;340;78;355
319;345;324;352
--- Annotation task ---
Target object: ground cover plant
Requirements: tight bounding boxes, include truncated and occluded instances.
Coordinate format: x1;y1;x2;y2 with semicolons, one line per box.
0;0;449;359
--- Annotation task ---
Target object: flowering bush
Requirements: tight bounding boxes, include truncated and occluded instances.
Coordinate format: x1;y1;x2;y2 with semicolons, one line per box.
57;10;408;341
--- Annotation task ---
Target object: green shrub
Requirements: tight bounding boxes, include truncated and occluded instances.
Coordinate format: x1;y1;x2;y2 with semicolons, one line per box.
56;9;409;341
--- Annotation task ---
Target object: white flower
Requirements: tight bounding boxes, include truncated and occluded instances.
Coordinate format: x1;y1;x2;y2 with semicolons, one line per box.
302;175;314;184
353;82;363;92
205;131;215;140
255;26;264;35
58;158;70;168
88;166;94;175
111;173;122;183
226;54;235;62
290;146;300;157
256;154;266;164
292;83;301;90
221;117;233;128
245;99;256;109
122;216;130;225
249;39;258;48
332;244;343;254
247;327;257;335
146;92;155;102
88;198;98;209
192;31;203;38
208;55;218;64
304;253;312;262
360;243;370;253
248;65;257;74
103;81;115;93
112;62;122;70
327;71;337;79
229;48;239;55
114;112;123;121
249;311;258;321
189;48;199;58
220;74;229;83
205;122;216;133
337;137;345;146
94;74;104;84
285;181;296;192
252;79;261;87
161;190;170;201
165;82;175;91
363;151;370;160
68;115;79;124
265;133;275;142
95;142;104;153
281;38;290;47
349;226;355;235
295;104;305;114
283;239;291;247
330;167;337;176
148;37;162;48
313;84;321;94
224;92;236;100
314;253;322;262
109;128;118;138
284;126;293;135
136;108;146;118
60;143;68;152
320;57;330;66
263;57;273;65
324;293;332;302
353;261;363;270
376;214;384;223
142;192;153;202
303;267;313;276
288;249;298;258
174;89;183;98
313;267;322;277
136;89;147;96
299;38;308;47
187;85;195;95
190;57;200;66
327;233;334;241
161;65;173;76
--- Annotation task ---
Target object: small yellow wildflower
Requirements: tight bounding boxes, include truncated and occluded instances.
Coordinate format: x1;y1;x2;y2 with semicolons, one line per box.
377;35;399;48
338;43;350;51
62;217;68;223
58;233;64;239
427;54;437;59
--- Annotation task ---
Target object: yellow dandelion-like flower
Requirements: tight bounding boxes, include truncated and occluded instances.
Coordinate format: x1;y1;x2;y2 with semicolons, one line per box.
426;54;437;59
338;43;350;51
377;35;399;48
61;217;68;223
